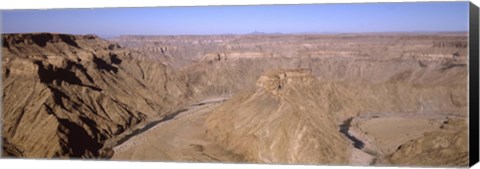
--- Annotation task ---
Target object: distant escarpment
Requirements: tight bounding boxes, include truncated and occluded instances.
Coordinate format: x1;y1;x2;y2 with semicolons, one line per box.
141;34;466;99
2;33;189;158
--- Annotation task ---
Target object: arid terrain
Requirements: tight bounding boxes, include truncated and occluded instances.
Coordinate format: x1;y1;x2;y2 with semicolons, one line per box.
1;32;469;167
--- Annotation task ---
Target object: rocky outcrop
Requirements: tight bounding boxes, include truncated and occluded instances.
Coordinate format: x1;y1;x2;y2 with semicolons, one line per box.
2;33;189;158
204;70;351;164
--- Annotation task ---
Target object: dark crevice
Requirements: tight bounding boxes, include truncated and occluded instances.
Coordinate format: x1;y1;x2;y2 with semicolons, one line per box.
49;87;70;109
31;33;53;47
5;68;11;78
79;116;107;141
57;118;103;158
109;53;122;65
114;125;125;135
58;34;80;48
3;37;10;49
44;104;55;115
339;117;365;149
66;60;95;83
93;56;118;73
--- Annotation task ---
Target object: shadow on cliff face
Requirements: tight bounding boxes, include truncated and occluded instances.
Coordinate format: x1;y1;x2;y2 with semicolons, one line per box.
35;61;83;85
34;61;102;91
48;87;71;109
58;34;80;48
32;60;108;158
3;37;9;48
31;33;53;47
110;53;122;65
30;33;80;48
93;56;119;73
57;119;103;158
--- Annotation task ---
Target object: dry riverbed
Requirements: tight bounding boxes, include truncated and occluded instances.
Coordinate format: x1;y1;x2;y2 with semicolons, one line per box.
111;97;244;162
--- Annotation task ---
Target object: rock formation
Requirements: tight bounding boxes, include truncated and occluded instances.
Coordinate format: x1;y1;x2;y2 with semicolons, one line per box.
204;69;351;164
2;33;189;158
1;33;469;167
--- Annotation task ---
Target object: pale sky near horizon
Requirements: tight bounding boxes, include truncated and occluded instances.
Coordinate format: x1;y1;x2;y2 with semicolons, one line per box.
1;1;470;37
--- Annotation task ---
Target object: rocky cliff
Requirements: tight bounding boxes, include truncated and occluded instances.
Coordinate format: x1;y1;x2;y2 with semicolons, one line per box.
1;33;189;158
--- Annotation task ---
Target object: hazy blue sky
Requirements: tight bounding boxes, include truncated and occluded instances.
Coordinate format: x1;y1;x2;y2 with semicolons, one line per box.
1;2;469;37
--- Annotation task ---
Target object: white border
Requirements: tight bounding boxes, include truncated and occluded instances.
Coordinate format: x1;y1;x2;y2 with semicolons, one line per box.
0;0;478;169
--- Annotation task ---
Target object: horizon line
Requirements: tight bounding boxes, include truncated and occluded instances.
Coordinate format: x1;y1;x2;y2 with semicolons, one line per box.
1;30;470;38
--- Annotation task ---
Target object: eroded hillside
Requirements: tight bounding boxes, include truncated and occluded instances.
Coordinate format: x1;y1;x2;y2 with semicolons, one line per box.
205;69;351;164
2;33;469;167
2;33;190;158
114;33;469;166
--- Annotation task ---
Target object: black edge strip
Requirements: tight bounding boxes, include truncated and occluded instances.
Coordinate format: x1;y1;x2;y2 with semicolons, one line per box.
469;1;479;167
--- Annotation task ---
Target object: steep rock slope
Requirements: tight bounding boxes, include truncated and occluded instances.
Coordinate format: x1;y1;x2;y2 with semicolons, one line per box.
1;33;188;158
204;69;351;164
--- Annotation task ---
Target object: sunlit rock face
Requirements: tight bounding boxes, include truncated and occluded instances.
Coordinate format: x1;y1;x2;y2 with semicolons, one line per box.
2;33;189;158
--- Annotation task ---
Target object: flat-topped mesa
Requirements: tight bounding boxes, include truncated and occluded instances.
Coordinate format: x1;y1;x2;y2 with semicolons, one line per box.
205;67;350;164
256;69;314;94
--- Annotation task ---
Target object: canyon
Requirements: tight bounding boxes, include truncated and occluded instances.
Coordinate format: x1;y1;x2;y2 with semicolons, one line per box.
1;32;469;167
